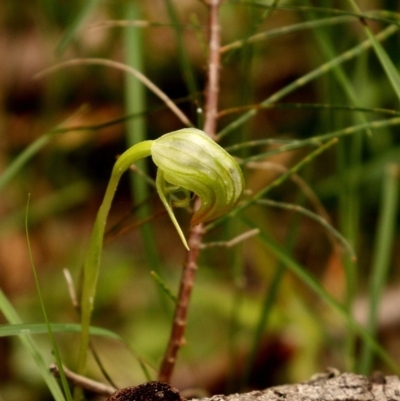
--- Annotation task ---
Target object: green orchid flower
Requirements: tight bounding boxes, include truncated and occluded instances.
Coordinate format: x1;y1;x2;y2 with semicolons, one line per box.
152;128;244;247
111;128;244;248
77;128;244;379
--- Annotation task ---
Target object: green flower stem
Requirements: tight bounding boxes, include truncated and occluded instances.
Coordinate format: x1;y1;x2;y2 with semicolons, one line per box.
76;140;153;386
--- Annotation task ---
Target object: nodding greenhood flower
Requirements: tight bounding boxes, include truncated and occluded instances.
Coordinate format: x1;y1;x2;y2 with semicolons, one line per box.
151;128;244;247
111;128;244;249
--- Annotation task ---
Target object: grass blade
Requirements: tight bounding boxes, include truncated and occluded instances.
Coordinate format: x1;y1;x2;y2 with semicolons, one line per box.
0;181;91;238
0;323;123;340
221;15;353;54
150;271;177;304
0;107;88;192
0;289;66;401
359;165;400;374
256;199;355;260
56;0;103;54
346;0;400;103
123;1;163;282
35;59;193;127
165;0;200;104
25;196;73;401
0;135;51;191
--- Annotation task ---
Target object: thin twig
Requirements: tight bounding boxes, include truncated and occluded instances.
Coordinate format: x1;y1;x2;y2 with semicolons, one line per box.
50;364;116;397
158;0;222;383
63;268;119;390
34;58;193;127
158;217;204;383
88;20;198;30
200;228;260;249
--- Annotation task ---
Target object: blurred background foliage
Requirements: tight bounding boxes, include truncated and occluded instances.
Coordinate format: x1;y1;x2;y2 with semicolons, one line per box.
1;0;400;400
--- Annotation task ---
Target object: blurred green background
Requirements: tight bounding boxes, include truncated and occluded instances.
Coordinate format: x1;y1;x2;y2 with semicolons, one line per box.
1;1;400;400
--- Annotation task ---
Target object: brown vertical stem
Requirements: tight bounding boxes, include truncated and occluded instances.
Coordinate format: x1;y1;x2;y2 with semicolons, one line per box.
158;0;222;383
158;216;203;383
203;0;222;139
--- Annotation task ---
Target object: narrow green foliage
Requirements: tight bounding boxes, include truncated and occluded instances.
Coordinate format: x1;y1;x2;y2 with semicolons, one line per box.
0;135;51;191
35;59;193;127
0;323;123;340
124;2;162;304
238;116;400;165
56;0;103;54
218;25;398;139
346;0;400;103
306;0;372;137
221;15;353;54
241;217;400;375
150;271;178;304
359;165;400;374
0;289;66;401
0;107;87;191
318;146;400;197
0;182;90;238
221;102;400;123
241;206;302;388
256;199;355;260
25;197;73;401
165;0;200;111
235;1;400;27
